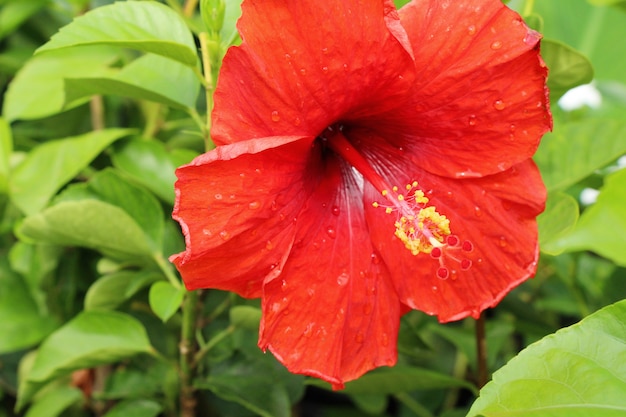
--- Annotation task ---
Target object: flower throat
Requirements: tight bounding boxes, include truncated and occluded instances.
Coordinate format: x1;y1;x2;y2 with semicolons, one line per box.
322;126;474;280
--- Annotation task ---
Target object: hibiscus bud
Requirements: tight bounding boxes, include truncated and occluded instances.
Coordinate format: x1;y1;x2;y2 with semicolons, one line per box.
200;0;225;34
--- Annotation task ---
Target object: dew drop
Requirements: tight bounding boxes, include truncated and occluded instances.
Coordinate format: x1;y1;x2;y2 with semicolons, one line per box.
491;40;502;50
266;240;274;250
307;287;315;297
343;63;348;70
219;230;230;241
331;205;340;216
321;66;328;73
284;53;291;60
381;333;389;347
271;110;280;122
450;269;458;280
281;279;288;290
337;273;349;286
214;193;223;200
474;206;482;217
467;25;476;35
432;286;438;292
270;200;278;211
326;227;336;239
498;236;507;247
371;252;380;264
202;228;212;236
493;100;505;111
303;323;314;337
468;114;477;126
248;200;261;210
294;117;301;126
321;47;329;54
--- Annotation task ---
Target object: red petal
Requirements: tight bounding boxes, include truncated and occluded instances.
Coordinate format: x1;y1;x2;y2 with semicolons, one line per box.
259;161;400;388
364;159;545;322
170;136;313;297
211;0;415;145
386;0;551;177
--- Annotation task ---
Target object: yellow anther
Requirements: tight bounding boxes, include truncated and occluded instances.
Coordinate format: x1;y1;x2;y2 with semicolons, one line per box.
414;190;429;204
412;181;418;187
397;194;404;201
382;190;388;196
392;186;398;192
385;207;393;214
372;201;379;208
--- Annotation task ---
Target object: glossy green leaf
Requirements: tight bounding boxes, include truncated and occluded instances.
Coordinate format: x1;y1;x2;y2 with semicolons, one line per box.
88;169;164;252
85;271;162;311
533;119;626;191
111;139;190;205
0;0;48;39
64;53;200;110
24;386;83;417
542;39;593;100
0;258;58;354
587;0;626;6
102;399;162;417
544;169;626;266
0;116;11;193
308;365;477;395
467;300;626;417
9;129;133;215
197;352;304;417
36;2;198;67
148;281;185;322
537;192;579;255
2;47;120;122
18;200;154;262
220;0;244;46
229;305;262;331
18;311;153;409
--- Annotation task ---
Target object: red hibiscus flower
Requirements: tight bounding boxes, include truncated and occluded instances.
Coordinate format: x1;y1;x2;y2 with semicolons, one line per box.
171;0;551;388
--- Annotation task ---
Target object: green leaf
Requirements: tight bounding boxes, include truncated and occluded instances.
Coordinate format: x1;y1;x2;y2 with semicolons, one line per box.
0;0;48;39
229;305;262;330
36;2;198;67
102;399;162;417
9;129;133;215
148;281;185;322
24;386;83;417
537;192;579;254
18;200;154;262
533;119;626;191
0;258;58;354
17;311;154;409
2;47;120;122
197;352;305;417
467;300;626;417
112;139;197;204
544;169;626;266
85;271;162;311
349;393;388;415
64;53;200;110
0;116;12;193
88;169;164;252
542;39;594;101
307;365;477;395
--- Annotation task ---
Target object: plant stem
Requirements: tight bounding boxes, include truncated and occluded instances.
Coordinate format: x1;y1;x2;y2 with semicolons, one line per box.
180;290;200;417
183;0;199;17
394;392;435;417
153;252;182;290
89;95;104;131
475;314;488;388
193;325;235;367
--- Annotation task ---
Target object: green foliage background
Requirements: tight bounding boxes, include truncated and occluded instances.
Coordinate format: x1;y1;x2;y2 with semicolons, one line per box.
0;0;625;416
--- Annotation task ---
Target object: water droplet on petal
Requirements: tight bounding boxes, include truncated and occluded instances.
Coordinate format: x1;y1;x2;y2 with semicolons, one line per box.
271;111;280;122
219;230;230;241
474;206;482;217
294;117;301;126
214;193;223;200
468;114;477;126
266;240;274;250
326;227;336;239
337;273;349;286
248;201;261;210
303;323;314;337
284;53;291;60
331;205;340;216
299;68;306;76
467;25;476;35
491;40;502;50
499;236;507;247
321;66;328;73
281;279;288;290
321;47;328;54
371;253;380;264
381;333;389;347
493;100;505;110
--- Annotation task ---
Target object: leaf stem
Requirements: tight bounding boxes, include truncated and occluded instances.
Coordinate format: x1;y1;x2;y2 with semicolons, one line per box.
183;0;199;17
522;0;535;16
193;325;235;367
179;289;200;417
153;252;182;290
475;314;488;388
198;31;215;151
393;392;435;417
